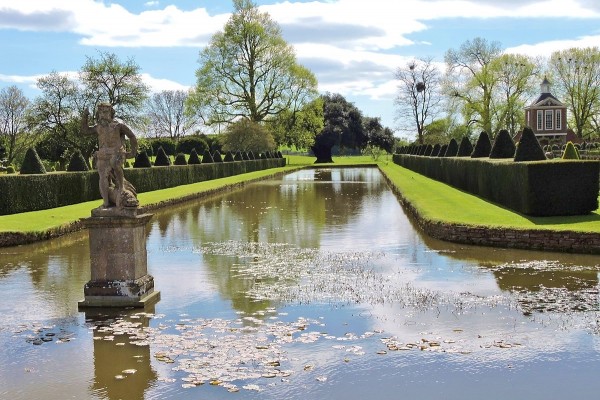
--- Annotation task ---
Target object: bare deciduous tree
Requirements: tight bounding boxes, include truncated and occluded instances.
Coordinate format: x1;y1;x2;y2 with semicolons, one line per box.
394;57;442;144
146;90;198;139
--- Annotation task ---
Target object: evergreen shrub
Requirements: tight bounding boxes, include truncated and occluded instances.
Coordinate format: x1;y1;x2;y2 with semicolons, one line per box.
174;153;188;165
202;149;214;163
235;151;243;161
514;127;546;162
212;150;223;162
6;165;15;174
457;137;473;157
67;151;89;172
489;129;516;159
154;146;172;166
188;148;201;165
176;136;209;154
444;139;458;157
431;144;441;157
471;131;492;158
223;151;235;162
133;151;152;168
424;144;433;156
151;138;176;156
20;147;46;174
438;144;448;157
562;141;580;159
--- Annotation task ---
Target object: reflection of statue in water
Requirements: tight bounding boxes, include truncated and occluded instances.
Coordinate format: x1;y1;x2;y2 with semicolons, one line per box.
81;103;139;212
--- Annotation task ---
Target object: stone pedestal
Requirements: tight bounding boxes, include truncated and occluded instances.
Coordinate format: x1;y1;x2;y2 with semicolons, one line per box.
78;212;160;308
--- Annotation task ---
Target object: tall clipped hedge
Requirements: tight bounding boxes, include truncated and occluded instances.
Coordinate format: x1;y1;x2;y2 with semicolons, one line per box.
0;158;285;215
20;148;46;175
490;129;516;159
471;131;492;158
444;139;459;157
514;127;546;162
67;151;89;172
392;154;599;216
457;137;473;157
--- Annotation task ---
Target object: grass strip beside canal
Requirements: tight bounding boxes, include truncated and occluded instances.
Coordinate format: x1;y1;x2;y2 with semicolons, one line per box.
379;162;600;233
0;164;305;234
1;155;599;243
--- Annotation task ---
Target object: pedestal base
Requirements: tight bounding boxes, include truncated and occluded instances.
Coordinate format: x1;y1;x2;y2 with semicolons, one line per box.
78;289;160;308
78;274;160;308
79;211;160;308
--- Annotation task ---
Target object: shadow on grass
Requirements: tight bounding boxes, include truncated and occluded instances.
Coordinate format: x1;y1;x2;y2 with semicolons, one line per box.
525;211;600;226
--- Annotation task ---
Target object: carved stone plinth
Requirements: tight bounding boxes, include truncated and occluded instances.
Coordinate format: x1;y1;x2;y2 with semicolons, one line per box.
78;212;160;308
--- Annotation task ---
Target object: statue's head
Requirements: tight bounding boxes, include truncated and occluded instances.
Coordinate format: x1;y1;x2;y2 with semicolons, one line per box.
97;103;115;120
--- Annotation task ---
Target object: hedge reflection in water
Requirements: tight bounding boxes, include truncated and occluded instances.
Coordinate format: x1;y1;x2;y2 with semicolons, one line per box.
1;167;600;399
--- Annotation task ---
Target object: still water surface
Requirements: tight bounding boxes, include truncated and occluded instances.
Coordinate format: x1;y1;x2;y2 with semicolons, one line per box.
1;167;600;399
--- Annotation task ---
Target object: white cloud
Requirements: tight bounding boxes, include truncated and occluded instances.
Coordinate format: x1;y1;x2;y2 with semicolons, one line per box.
141;73;191;93
505;34;600;57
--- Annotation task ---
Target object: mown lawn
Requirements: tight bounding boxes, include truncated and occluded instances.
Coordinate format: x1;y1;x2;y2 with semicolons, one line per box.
1;154;599;236
378;162;600;233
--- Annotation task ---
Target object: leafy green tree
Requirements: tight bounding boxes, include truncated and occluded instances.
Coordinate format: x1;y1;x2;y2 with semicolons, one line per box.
548;47;600;140
29;72;96;167
220;118;275;153
0;85;33;165
269;97;323;150
79;51;149;125
491;53;539;136
363;116;395;153
188;0;318;126
445;37;503;136
313;93;365;163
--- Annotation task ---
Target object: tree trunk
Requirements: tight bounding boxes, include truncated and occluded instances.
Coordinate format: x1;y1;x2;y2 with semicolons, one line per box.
311;143;334;163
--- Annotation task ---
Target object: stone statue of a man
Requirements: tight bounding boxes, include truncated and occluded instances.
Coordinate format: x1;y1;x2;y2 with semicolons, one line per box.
81;103;139;212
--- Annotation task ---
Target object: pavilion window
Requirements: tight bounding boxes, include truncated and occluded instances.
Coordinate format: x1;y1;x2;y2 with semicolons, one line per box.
545;110;553;130
537;110;543;130
556;110;562;130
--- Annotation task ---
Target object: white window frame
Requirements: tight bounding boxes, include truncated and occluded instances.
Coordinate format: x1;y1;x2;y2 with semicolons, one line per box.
537;110;543;130
545;110;553;130
555;110;562;130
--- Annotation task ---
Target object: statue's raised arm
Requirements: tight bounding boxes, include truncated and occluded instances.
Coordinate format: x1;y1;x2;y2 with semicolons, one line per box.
81;108;95;136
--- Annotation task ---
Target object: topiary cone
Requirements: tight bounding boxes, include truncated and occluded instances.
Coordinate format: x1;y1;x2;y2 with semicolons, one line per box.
490;129;516;159
471;131;492;158
562;141;580;159
20;147;47;174
514;126;546;162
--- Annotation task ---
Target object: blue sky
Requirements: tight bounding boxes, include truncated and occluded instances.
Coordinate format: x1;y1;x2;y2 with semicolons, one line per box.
1;0;600;138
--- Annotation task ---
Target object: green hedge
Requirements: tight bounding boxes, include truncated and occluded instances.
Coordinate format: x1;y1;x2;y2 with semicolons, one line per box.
393;154;599;216
0;159;285;215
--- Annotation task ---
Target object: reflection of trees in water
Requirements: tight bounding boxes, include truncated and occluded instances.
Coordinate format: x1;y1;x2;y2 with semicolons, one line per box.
148;167;388;315
407;214;600;314
0;231;90;313
86;308;157;400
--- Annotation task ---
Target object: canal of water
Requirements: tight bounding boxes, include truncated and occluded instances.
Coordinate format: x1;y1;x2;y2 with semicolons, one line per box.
1;167;600;399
